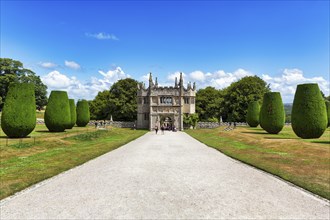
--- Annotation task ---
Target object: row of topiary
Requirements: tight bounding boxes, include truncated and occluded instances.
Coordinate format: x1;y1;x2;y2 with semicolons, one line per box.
246;83;330;139
44;90;90;132
1;83;90;138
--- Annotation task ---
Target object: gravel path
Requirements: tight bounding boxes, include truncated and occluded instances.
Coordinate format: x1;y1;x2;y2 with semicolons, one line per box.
1;131;329;219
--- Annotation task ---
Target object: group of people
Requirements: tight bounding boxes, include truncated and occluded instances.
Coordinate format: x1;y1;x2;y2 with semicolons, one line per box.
154;124;177;134
224;122;237;131
94;120;107;128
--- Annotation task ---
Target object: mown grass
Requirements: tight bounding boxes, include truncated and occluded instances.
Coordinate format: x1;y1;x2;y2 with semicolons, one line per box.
0;125;147;200
36;110;45;119
186;126;330;200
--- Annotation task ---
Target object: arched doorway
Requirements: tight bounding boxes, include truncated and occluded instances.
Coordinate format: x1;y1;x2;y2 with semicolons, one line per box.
160;116;173;130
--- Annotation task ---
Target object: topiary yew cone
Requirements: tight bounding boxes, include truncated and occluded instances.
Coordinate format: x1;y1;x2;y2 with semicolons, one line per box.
246;101;260;127
291;83;327;138
66;99;76;129
259;92;285;134
1;83;36;138
325;101;330;128
76;100;90;127
44;91;71;132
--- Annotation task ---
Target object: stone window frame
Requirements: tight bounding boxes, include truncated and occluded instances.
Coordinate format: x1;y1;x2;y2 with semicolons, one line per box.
184;97;190;104
160;96;173;105
143;97;149;104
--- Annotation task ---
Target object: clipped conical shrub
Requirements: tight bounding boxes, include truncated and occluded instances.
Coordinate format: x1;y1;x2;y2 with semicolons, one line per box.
291;84;327;138
259;103;265;130
66;99;76;129
1;83;36;138
259;92;285;134
325;101;330;128
76;99;90;127
44;91;71;132
246;101;260;127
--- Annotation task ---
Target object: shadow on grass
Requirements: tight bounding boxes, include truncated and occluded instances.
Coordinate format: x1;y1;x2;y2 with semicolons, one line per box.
264;137;299;140
35;130;66;133
241;131;268;135
310;141;330;145
0;136;32;139
247;128;264;131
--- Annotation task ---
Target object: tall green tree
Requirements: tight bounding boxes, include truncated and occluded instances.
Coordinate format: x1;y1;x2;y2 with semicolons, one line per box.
195;86;224;121
89;78;138;121
222;76;270;122
109;78;138;121
89;91;111;120
0;58;48;110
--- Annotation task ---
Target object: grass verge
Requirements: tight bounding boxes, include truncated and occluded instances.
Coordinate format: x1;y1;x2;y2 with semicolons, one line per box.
0;125;147;200
185;126;330;200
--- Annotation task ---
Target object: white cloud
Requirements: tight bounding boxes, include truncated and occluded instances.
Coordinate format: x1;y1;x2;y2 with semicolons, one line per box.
190;71;205;82
41;67;329;104
139;73;151;86
64;60;81;70
85;32;119;40
167;71;187;81
41;67;130;101
41;71;73;89
165;68;329;103
39;62;57;68
167;69;252;89
262;68;329;103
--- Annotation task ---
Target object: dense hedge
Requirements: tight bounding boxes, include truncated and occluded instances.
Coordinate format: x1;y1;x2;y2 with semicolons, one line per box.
259;92;285;134
66;99;76;129
291;84;327;138
44;91;71;132
326;101;330;128
76;100;90;127
259;104;265;130
1;83;36;138
246;101;260;127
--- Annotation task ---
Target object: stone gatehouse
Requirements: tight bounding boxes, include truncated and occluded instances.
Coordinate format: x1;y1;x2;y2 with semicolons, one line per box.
137;73;196;131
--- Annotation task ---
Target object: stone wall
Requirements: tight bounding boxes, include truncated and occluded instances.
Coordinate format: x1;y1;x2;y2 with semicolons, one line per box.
197;122;249;129
110;121;135;128
197;122;220;129
89;120;135;128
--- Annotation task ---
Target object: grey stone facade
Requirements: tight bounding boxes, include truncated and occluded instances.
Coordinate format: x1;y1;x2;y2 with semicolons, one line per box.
137;73;196;131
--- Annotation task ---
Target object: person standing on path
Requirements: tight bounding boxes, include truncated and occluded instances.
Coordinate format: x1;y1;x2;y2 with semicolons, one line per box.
155;125;158;134
161;125;165;134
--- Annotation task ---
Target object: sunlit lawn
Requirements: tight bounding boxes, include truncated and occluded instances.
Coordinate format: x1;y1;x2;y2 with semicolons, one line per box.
0;124;147;200
186;125;330;200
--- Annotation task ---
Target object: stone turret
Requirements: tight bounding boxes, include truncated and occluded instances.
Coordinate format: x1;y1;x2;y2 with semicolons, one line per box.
149;72;153;86
155;77;158;88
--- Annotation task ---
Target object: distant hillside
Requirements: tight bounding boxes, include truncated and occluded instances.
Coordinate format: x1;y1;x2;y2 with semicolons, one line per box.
284;103;293;115
284;103;293;123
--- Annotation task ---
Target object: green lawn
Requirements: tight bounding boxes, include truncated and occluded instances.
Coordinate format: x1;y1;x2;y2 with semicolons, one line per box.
0;125;147;200
36;110;45;119
186;126;330;200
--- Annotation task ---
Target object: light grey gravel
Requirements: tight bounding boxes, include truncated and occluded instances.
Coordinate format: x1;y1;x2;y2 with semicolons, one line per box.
1;131;329;219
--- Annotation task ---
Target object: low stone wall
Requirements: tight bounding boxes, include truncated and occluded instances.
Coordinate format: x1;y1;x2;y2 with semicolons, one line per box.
89;120;135;128
197;122;220;129
110;121;135;128
37;118;44;124
197;122;249;129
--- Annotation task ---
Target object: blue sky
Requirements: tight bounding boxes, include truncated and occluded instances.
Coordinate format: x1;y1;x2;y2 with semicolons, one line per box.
1;0;329;102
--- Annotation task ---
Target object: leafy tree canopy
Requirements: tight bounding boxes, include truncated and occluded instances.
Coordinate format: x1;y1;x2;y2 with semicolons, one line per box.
90;78;138;121
195;87;224;122
183;113;199;129
0;58;48;110
222;76;270;122
89;91;111;120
